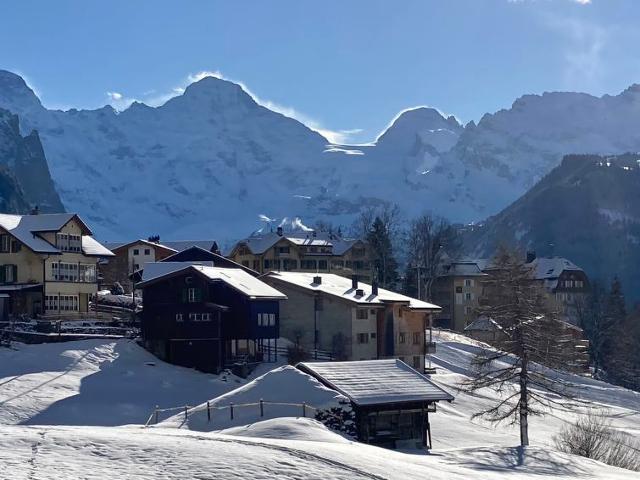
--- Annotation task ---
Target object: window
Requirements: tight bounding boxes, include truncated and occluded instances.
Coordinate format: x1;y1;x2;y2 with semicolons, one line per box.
300;259;317;270
10;240;20;253
464;306;472;315
371;332;377;339
398;332;407;344
464;279;474;287
0;235;9;252
55;233;81;252
51;262;80;282
0;264;17;283
412;332;421;345
144;248;151;255
318;260;328;270
189;312;211;322
253;260;260;271
133;249;139;255
357;333;369;344
175;313;183;322
283;259;298;271
464;292;473;301
258;313;276;326
276;246;290;254
185;288;202;303
413;356;421;369
45;295;78;312
356;309;368;320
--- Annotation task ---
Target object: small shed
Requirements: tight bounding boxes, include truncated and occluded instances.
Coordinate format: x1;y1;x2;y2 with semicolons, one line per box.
297;359;453;450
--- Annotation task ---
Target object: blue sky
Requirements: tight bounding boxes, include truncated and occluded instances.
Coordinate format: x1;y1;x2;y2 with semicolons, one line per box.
1;0;638;143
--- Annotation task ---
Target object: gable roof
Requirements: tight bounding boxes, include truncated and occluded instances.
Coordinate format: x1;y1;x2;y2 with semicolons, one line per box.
103;239;178;255
297;359;454;406
0;213;106;255
230;231;363;256
138;262;286;300
439;261;488;278
265;272;440;311
161;246;258;276
161;240;218;252
528;257;583;280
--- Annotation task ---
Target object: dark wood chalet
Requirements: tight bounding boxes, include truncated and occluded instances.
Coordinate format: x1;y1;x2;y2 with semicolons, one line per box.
138;263;286;373
297;359;454;450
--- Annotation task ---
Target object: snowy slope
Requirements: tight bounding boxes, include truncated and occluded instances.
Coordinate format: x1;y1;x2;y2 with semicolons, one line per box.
1;334;639;478
1;422;637;479
4;69;640;240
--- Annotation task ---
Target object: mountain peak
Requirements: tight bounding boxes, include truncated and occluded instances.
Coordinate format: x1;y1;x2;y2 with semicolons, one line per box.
179;75;257;108
0;70;43;113
375;106;462;153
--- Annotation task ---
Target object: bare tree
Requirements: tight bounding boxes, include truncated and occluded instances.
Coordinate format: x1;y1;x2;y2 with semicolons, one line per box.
461;246;583;447
350;203;402;240
406;214;461;300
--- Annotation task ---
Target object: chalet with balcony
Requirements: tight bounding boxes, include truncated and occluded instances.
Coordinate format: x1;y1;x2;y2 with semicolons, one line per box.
0;213;114;317
228;227;373;283
137;262;286;373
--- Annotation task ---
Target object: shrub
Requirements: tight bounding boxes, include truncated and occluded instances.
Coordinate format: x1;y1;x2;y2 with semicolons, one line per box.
554;412;640;472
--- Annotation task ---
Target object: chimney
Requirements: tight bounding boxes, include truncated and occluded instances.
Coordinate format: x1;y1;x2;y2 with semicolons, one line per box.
276;226;283;237
372;281;379;296
526;251;536;263
313;275;322;285
352;275;358;290
355;288;364;297
30;205;39;215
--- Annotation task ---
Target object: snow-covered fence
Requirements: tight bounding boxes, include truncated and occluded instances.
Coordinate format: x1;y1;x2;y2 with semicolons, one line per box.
143;399;355;436
145;400;319;427
260;344;334;362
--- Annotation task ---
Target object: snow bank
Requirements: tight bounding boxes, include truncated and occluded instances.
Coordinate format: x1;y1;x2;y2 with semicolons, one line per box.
161;365;347;431
220;417;351;443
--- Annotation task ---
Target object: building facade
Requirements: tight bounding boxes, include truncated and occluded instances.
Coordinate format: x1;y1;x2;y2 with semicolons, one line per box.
431;261;487;331
0;213;113;316
228;228;374;283
263;272;440;371
138;263;287;373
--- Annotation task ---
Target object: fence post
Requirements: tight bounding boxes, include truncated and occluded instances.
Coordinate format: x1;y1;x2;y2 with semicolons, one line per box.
230;402;234;420
302;402;306;418
260;399;264;417
154;405;159;424
207;401;211;422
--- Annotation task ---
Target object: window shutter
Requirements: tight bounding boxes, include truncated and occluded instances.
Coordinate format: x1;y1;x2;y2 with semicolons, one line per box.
11;265;17;283
0;265;5;283
181;288;187;303
195;288;202;302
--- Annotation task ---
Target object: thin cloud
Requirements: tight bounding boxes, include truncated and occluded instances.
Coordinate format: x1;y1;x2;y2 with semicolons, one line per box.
106;91;137;111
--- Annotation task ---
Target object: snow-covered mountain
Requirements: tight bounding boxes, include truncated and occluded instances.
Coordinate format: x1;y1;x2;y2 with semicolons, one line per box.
2;69;640;241
0;107;61;213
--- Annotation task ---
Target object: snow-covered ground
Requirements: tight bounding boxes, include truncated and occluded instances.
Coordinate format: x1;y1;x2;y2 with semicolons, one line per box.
1;331;639;478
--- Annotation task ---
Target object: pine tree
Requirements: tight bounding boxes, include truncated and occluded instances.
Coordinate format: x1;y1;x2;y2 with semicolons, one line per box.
462;247;583;447
600;278;626;376
366;216;398;289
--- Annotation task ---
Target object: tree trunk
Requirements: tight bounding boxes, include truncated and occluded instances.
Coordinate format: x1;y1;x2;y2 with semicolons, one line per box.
519;358;530;447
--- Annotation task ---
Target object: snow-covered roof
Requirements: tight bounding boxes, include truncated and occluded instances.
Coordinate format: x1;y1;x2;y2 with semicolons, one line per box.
102;239;178;254
528;257;583;280
139;262;286;300
464;316;502;332
439;261;488;277
265;272;440;310
162;240;217;252
298;359;454;406
81;236;115;257
232;231;362;256
0;213;97;254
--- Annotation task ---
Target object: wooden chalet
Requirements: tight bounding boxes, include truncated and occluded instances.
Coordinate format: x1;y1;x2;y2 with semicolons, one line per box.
137;263;286;374
297;359;454;450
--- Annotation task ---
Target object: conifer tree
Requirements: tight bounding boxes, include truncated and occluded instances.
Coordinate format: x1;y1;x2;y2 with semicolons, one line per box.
366;216;398;289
